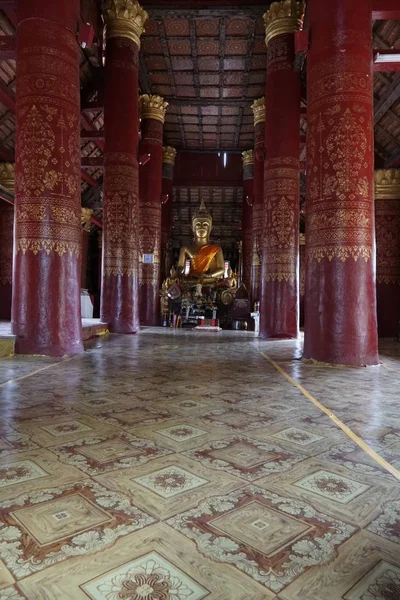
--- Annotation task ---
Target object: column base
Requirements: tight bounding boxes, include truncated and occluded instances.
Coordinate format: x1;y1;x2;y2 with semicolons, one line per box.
302;356;381;368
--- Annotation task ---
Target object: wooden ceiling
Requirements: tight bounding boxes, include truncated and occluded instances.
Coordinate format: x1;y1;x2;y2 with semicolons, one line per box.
139;9;267;151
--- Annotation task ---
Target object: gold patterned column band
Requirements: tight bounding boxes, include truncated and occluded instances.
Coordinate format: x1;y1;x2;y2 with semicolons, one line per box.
263;0;305;46
0;162;15;191
374;170;400;200
139;94;169;124
251;98;265;126
242;150;254;181
102;0;148;48
162;146;177;165
242;150;254;166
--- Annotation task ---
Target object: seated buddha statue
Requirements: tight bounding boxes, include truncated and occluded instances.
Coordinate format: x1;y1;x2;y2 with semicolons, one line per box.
177;200;225;283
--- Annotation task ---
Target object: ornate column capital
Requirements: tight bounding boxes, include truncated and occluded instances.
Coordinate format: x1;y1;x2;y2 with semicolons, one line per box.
374;170;400;200
139;94;169;124
251;97;265;126
263;0;304;46
242;150;254;166
81;207;94;232
162;146;177;165
0;162;15;191
102;0;148;48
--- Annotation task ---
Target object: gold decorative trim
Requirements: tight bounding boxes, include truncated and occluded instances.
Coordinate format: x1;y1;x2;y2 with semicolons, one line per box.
0;162;15;191
81;207;93;232
242;150;254;166
139;94;169;124
263;0;305;46
162;146;177;165
251;97;265;126
374;169;400;200
299;233;305;246
0;339;14;358
102;0;148;48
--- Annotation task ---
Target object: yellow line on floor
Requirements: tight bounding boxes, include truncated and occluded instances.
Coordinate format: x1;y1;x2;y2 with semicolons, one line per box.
259;351;400;482
0;357;74;388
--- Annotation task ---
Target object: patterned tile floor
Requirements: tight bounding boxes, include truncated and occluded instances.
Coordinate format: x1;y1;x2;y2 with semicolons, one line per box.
0;329;400;599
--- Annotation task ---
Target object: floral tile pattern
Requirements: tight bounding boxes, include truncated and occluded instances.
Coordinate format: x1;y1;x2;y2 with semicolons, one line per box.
343;560;400;599
184;436;307;481
272;427;324;446
1;329;400;597
51;433;172;476
133;465;209;499
81;551;209;600
0;481;155;579
0;460;49;488
200;408;279;431
156;423;207;442
167;485;357;593
366;499;400;544
294;470;370;504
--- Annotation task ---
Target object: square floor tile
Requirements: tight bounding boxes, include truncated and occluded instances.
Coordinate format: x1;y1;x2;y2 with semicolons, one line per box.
185;436;306;481
134;465;209;498
0;480;155;580
0;431;39;457
343;560;400;599
167;485;356;594
156;423;207;442
12;493;111;545
0;459;49;488
51;433;172;476
201;408;278;431
95;453;246;520
272;427;324;446
19;523;269;599
95;407;174;430
39;420;93;437
81;551;209;599
366;499;400;544
294;470;370;504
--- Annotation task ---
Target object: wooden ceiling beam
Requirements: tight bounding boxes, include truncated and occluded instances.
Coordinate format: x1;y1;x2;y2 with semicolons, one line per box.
81;156;103;168
81;129;104;141
374;74;400;124
0;35;15;60
372;0;400;20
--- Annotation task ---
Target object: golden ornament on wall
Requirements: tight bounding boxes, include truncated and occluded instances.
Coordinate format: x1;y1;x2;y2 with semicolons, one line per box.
242;150;254;166
374;169;400;200
0;162;15;191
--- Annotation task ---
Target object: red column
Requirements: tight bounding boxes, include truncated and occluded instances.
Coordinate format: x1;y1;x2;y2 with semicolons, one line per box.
101;1;148;333
251;98;265;304
374;170;400;338
259;2;303;339
304;0;379;366
81;208;93;289
241;150;254;294
161;146;176;282
139;94;168;326
0;163;14;320
12;0;83;356
299;233;305;328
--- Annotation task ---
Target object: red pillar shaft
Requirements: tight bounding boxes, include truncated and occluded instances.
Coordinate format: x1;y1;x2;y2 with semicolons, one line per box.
374;171;400;338
139;117;163;326
161;154;175;282
259;31;300;339
0;202;13;320
101;37;140;333
242;155;254;293
304;0;379;366
12;0;83;356
251;117;264;304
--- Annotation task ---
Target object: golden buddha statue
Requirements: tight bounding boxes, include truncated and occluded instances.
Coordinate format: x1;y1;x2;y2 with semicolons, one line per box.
177;200;225;283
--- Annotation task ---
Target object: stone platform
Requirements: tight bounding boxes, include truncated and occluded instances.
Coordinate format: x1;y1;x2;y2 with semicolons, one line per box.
0;319;109;357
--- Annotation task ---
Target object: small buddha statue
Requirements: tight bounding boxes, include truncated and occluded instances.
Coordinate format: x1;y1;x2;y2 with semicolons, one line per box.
177;200;225;282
